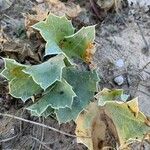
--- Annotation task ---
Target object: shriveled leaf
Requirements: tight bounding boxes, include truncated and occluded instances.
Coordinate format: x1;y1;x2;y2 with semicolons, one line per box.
56;67;99;123
61;26;95;62
105;100;150;145
97;0;122;12
24;54;65;90
1;58;42;102
32;13;75;55
76;98;150;150
27;79;76;116
76;102;119;150
95;88;123;106
0;41;40;63
75;102;99;150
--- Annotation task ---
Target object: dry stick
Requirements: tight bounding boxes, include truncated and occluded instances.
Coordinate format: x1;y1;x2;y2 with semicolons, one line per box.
0;113;76;138
0;113;90;139
0;135;18;143
30;136;52;150
39;117;45;150
89;0;101;19
133;62;150;96
135;20;149;53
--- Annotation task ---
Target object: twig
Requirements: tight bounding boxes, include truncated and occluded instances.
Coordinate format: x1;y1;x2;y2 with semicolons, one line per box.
30;136;52;150
0;135;18;143
89;0;101;20
137;90;150;97
39;117;45;150
133;62;150;96
0;113;90;139
135;20;149;53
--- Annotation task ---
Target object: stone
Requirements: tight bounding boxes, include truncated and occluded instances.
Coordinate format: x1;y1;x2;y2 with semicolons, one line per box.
114;75;124;85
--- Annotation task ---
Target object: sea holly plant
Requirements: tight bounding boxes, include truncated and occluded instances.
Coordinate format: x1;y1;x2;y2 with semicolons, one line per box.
0;13;99;122
0;13;150;149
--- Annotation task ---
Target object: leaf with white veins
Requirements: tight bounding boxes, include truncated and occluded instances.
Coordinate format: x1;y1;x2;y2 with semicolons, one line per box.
56;67;99;123
1;58;42;102
32;13;75;55
61;26;95;62
27;79;76;116
24;54;65;90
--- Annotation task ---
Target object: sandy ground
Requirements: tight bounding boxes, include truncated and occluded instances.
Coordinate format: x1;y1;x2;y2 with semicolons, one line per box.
0;0;150;149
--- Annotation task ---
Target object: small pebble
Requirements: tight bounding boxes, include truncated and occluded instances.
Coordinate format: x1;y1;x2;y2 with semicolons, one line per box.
115;59;124;68
114;75;124;85
10;128;15;134
36;0;44;3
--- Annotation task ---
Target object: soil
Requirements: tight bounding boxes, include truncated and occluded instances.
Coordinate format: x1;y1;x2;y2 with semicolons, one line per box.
0;0;150;150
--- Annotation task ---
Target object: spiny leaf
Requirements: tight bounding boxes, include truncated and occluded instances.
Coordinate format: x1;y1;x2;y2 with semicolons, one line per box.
76;98;150;150
31;106;54;118
27;79;76;116
1;58;42;102
1;58;26;80
60;26;95;62
95;88;123;106
56;99;83;123
33;14;96;63
32;13;75;55
9;75;42;102
56;67;99;123
24;54;65;90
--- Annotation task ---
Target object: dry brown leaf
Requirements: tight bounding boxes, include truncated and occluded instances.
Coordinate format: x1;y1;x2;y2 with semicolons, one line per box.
76;102;120;150
1;40;40;63
76;99;150;150
96;0;122;12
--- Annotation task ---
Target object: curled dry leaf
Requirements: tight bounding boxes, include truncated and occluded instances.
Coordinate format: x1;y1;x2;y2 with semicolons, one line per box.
96;0;122;12
75;102;120;150
76;97;150;150
45;0;82;18
24;6;48;38
1;40;40;63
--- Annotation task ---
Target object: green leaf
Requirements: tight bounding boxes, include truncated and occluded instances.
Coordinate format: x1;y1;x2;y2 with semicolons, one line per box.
10;75;42;102
32;13;75;55
24;54;65;90
33;14;95;63
56;67;99;123
1;58;26;80
61;26;95;62
95;88;123;106
27;79;76;116
56;99;83;123
1;58;42;102
31;106;54;118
